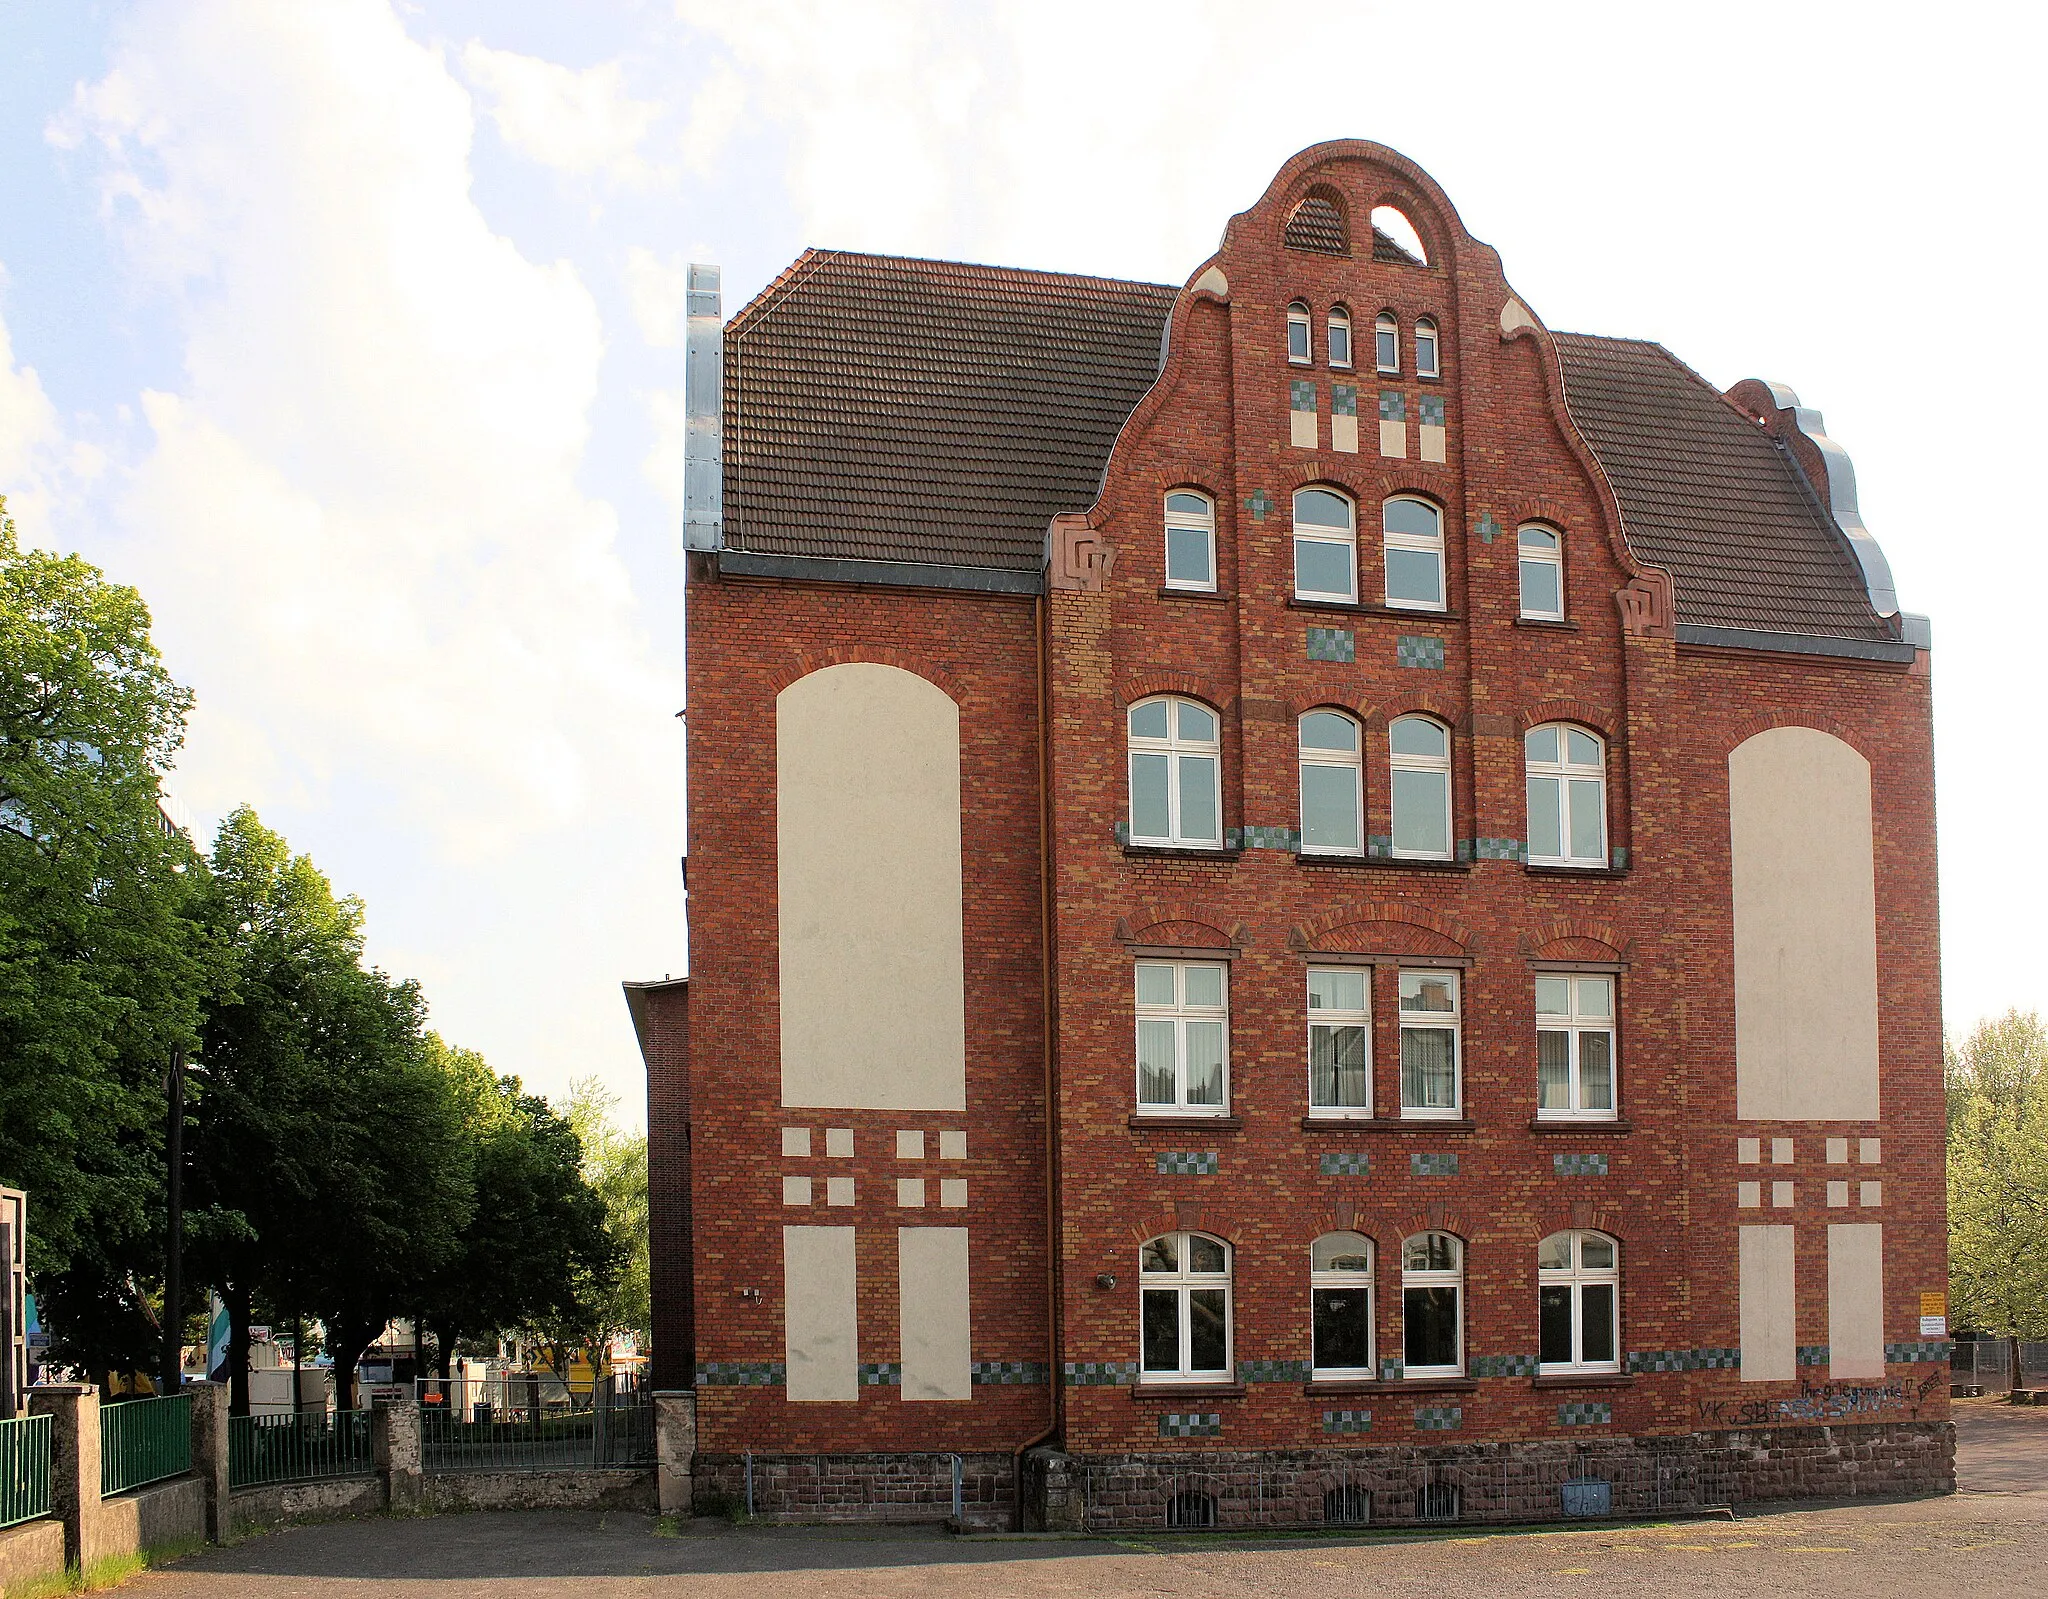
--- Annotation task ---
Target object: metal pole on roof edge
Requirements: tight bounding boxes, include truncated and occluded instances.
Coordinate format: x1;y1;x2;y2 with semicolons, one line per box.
682;263;724;554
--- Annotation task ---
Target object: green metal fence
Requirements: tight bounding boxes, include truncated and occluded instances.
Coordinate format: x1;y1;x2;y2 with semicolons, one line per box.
420;1399;654;1473
100;1393;192;1496
0;1414;52;1529
227;1410;374;1489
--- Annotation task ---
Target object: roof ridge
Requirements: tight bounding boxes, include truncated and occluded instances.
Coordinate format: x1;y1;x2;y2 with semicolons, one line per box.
760;246;1177;296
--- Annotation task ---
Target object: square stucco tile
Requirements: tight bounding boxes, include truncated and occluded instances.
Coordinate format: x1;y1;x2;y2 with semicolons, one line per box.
1860;1138;1882;1164
782;1175;812;1207
1737;1138;1761;1164
782;1127;812;1158
896;1130;925;1159
1828;1181;1850;1207
1861;1181;1883;1207
1826;1138;1849;1164
826;1176;856;1206
1771;1137;1794;1164
1738;1181;1761;1208
826;1128;855;1158
897;1177;926;1208
1772;1181;1795;1207
940;1130;969;1160
940;1179;968;1208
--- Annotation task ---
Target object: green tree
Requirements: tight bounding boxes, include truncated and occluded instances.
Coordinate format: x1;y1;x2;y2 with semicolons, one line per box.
563;1077;648;1354
1947;1011;2048;1341
0;497;208;1377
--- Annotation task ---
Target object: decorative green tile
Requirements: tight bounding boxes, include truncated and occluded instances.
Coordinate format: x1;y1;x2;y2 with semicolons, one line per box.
1063;1361;1140;1386
1559;1402;1613;1426
971;1361;1049;1385
858;1361;901;1386
1332;384;1358;416
1156;1151;1218;1176
695;1361;785;1387
1418;394;1446;427
1320;1152;1371;1177
1322;1409;1374;1434
1469;1353;1538;1377
1411;1152;1458;1177
1475;513;1503;544
1241;824;1300;851
1885;1341;1952;1362
1240;1359;1312;1383
1290;379;1316;412
1396;635;1445;669
1470;836;1522;861
1611;847;1630;869
1159;1412;1222;1438
1628;1348;1739;1373
1554;1153;1609;1177
1307;627;1356;663
1379;390;1407;421
1245;489;1275;521
1379;1357;1404;1381
1414;1405;1462;1431
1797;1345;1830;1367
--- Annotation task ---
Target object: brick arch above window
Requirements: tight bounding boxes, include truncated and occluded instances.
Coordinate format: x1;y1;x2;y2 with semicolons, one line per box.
1286;695;1375;724
1535;1204;1628;1243
1522;917;1631;962
1721;710;1870;760
1518;700;1616;740
1375;480;1450;510
1288;899;1476;956
1511;499;1577;531
1117;906;1248;949
1393;1207;1467;1246
769;648;963;702
1370;692;1462;729
1113;673;1234;714
1126;1211;1243;1249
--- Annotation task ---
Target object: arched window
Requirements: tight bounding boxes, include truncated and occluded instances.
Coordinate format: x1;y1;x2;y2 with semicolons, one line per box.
1292;488;1357;603
1311;1232;1375;1378
1328;307;1353;368
1383;497;1445;611
1307;966;1371;1115
1538;1231;1620;1373
1135;960;1228;1113
1414;316;1440;378
1398;969;1460;1118
1299;711;1362;854
1518;525;1563;619
1370;206;1428;265
1374;311;1399;373
1140;1231;1231;1380
1128;696;1221;848
1524;724;1606;867
1287;301;1312;365
1402;1232;1463;1377
1389;715;1451;859
1164;491;1216;592
1536;972;1616;1120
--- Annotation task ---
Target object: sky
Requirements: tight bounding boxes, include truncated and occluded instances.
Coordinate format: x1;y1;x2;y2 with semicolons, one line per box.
1;0;2041;1118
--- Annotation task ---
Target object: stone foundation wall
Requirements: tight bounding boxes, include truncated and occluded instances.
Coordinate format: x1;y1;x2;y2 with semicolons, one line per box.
693;1452;1015;1528
229;1475;384;1538
0;1518;65;1593
422;1470;656;1515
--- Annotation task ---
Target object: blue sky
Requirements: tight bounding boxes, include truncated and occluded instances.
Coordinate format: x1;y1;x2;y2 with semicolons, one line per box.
2;0;2041;1117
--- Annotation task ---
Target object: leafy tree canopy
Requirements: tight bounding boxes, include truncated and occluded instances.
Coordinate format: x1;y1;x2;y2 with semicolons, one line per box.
1948;1010;2048;1339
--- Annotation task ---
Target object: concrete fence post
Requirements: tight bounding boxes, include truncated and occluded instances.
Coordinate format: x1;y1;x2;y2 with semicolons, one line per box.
28;1384;101;1569
371;1396;422;1513
185;1382;229;1542
652;1391;696;1515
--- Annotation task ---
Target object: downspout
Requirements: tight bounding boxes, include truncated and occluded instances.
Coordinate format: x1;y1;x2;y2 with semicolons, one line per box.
1012;590;1062;1528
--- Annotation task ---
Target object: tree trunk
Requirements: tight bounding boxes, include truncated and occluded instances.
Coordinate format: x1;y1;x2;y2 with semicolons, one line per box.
433;1323;455;1381
223;1282;253;1418
329;1315;373;1415
292;1312;304;1414
2012;1334;2027;1396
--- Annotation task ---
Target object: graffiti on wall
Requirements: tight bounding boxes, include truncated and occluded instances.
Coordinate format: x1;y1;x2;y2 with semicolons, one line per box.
1697;1372;1944;1427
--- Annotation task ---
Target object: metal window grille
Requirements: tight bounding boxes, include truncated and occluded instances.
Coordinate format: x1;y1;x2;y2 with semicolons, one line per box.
1165;1487;1217;1528
1323;1483;1372;1525
100;1394;191;1496
228;1410;374;1489
1417;1481;1460;1522
0;1414;51;1529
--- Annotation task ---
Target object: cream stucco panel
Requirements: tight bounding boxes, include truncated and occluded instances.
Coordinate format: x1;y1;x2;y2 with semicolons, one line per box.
1729;726;1881;1121
1828;1223;1886;1380
1418;423;1446;464
1378;419;1407;458
1331;414;1358;453
783;1225;858;1402
1290;409;1318;449
777;663;966;1111
898;1227;972;1401
1738;1223;1796;1382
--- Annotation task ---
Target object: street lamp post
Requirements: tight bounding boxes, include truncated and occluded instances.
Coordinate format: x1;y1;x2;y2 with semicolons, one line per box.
162;1047;184;1395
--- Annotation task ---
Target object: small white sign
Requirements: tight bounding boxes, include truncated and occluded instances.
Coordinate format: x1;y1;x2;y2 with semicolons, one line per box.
1920;1315;1947;1337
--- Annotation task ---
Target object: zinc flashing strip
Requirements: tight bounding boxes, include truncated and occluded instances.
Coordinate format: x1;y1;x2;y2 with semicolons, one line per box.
1674;625;1917;664
716;550;1044;594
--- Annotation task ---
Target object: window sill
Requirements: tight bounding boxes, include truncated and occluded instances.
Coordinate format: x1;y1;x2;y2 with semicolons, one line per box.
1528;1117;1632;1134
1530;1373;1632;1390
1130;1382;1245;1401
1295;853;1469;874
1124;845;1243;863
1286;597;1461;623
1302;1376;1478;1396
1129;1114;1243;1132
1523;862;1630;879
1513;617;1578;632
1158;586;1230;603
1298;1117;1476;1134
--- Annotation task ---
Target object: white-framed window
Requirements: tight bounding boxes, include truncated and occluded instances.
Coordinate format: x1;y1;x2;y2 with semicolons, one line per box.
1536;973;1616;1120
1164;491;1217;592
1311;1232;1375;1378
1382;497;1445;611
1328;307;1353;368
1135;961;1228;1114
1293;487;1357;603
1389;715;1451;860
1299;711;1362;854
1374;311;1399;373
1307;967;1371;1115
1287;302;1312;364
1402;1232;1463;1377
1140;1231;1231;1380
1524;724;1607;867
1415;316;1440;378
1538;1230;1620;1373
1128;696;1222;848
1518;524;1563;619
1398;969;1460;1118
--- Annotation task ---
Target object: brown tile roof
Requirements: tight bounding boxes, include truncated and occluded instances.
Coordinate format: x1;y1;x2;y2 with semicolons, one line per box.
1552;333;1892;641
724;250;1178;572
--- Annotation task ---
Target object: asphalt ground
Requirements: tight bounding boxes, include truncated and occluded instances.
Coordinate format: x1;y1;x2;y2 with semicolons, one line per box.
130;1397;2048;1598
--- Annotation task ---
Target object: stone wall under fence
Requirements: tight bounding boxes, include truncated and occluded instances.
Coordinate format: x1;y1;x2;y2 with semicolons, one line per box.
422;1471;656;1515
692;1452;1015;1529
0;1518;66;1594
227;1474;385;1540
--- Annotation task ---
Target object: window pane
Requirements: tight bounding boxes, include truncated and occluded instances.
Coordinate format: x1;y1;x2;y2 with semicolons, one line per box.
1539;1285;1574;1365
1404;1285;1458;1368
1137;1020;1176;1105
1537;1030;1571;1109
1520;557;1560;616
1294;489;1353;529
1165;492;1209;517
1391;768;1449;856
1130;700;1169;739
1400;1027;1456;1109
1288;318;1310;361
1580;1236;1615;1271
1400;972;1455;1013
1534;976;1571;1016
1302;763;1361;851
1565;729;1601;766
1406;1233;1455;1272
1301;711;1358;751
1376;327;1398;368
1314;1289;1371;1370
1295;537;1355;598
1581;1284;1616;1363
1135;965;1176;1007
1142;1290;1180;1372
1384;546;1443;606
1177;756;1220;843
1526;774;1562;859
1330;324;1351;365
1524;725;1559;764
1577;977;1611;1018
1183;1021;1225;1105
1312;1234;1372;1272
1519;526;1558;552
1416;330;1438;373
1187;1236;1227;1274
1133;752;1172;837
1176;702;1217;743
1141;1235;1178;1273
1187;1289;1228;1371
1384;499;1440;540
1568;778;1604;860
1183;965;1224;1008
1579;1031;1613;1109
1166;526;1213;586
1308;969;1366;1012
1389;716;1447;758
1536;1232;1573;1271
1311;1023;1369;1108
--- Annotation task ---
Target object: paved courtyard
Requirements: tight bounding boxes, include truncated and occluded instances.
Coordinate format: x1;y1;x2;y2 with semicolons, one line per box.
135;1400;2047;1598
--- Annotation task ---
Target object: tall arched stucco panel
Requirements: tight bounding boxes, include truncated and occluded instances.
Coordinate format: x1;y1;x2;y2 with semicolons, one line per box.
1728;726;1880;1120
777;663;966;1110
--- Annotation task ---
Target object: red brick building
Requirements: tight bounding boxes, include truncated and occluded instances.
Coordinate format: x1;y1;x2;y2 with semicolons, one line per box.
628;141;1950;1530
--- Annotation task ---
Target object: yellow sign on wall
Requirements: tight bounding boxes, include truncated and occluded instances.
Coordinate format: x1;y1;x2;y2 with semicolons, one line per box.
1920;1292;1947;1317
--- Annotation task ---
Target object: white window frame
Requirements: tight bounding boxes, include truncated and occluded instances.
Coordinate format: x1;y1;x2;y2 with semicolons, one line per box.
1306;966;1372;1117
1538;1230;1621;1374
1134;960;1230;1115
1328;307;1353;369
1374;311;1399;374
1414;316;1440;378
1382;496;1445;612
1163;491;1217;592
1401;1232;1464;1378
1127;696;1223;848
1535;971;1617;1121
1524;723;1608;868
1517;524;1564;620
1310;1232;1376;1379
1388;715;1452;861
1292;488;1358;604
1139;1231;1233;1382
1298;711;1363;856
1397;968;1461;1119
1287;302;1312;365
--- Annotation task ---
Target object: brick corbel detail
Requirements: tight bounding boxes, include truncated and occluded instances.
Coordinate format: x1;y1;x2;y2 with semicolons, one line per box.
768;649;964;702
1614;568;1677;639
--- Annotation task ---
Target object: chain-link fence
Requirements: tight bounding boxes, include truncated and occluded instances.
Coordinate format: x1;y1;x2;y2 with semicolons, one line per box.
1950;1337;2048;1392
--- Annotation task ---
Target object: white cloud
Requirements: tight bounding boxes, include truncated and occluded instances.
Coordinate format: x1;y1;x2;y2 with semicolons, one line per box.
640;386;689;516
623;247;689;347
679;60;745;177
462;41;663;183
